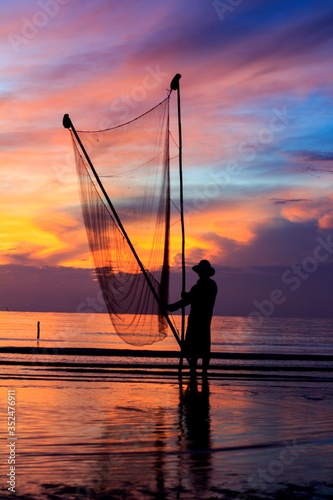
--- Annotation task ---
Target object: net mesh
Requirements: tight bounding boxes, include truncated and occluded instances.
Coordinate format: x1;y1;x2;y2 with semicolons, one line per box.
71;98;171;346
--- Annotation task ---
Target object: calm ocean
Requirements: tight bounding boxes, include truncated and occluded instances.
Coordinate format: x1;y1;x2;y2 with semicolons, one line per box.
1;312;333;499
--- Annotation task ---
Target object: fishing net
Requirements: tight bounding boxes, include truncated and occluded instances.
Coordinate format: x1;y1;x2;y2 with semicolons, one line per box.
69;98;172;346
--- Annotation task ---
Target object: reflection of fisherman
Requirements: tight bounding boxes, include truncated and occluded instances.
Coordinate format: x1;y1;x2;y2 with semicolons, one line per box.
178;376;211;494
168;260;218;375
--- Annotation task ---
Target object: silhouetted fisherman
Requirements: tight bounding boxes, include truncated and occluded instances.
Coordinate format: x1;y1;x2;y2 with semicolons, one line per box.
168;260;218;376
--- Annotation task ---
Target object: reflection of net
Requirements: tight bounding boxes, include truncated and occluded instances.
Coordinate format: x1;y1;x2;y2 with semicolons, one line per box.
72;98;170;346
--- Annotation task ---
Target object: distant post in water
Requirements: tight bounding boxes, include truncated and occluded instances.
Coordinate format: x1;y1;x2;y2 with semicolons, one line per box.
37;321;40;340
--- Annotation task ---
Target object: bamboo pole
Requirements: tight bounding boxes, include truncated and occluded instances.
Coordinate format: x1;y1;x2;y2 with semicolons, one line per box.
170;74;186;372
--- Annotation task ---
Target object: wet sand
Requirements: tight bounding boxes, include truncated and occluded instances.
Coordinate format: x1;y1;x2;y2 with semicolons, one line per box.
1;367;333;499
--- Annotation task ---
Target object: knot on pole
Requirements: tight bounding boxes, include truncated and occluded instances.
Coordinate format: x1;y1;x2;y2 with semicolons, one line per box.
170;74;181;91
63;114;72;129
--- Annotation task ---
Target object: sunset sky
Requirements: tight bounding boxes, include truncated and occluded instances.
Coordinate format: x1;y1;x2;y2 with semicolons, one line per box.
1;0;333;317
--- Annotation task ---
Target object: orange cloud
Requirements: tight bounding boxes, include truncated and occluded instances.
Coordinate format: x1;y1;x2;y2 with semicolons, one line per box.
279;195;333;228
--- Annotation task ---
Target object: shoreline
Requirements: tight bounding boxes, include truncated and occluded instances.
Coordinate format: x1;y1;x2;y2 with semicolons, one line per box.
1;346;332;361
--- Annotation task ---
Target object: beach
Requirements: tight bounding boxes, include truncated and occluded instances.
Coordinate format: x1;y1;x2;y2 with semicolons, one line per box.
2;1;333;498
1;312;333;499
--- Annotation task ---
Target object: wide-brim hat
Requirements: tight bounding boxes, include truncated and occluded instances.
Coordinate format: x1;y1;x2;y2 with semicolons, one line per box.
192;259;215;276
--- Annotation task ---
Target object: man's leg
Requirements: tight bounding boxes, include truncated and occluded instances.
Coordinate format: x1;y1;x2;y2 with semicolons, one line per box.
202;356;210;376
190;357;198;376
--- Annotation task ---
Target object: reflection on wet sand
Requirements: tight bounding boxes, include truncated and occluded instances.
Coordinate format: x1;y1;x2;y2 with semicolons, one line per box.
1;368;332;499
153;407;167;499
178;374;211;497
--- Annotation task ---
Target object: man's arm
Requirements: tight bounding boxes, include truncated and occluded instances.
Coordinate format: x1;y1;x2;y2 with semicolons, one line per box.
168;291;191;312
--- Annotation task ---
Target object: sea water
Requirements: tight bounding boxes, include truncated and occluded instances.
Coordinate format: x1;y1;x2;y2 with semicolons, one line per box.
0;312;332;499
1;311;333;353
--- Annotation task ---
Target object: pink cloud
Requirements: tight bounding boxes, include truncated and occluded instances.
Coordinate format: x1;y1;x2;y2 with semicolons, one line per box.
1;0;333;314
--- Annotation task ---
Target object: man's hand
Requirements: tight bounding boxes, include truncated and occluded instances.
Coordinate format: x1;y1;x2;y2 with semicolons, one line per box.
168;303;178;313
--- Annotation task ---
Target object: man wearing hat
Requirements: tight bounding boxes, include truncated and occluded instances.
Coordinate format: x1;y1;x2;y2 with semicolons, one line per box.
168;260;218;376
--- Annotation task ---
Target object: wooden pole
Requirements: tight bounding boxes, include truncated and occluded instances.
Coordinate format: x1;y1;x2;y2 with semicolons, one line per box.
63;114;182;349
170;74;186;373
37;321;40;340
